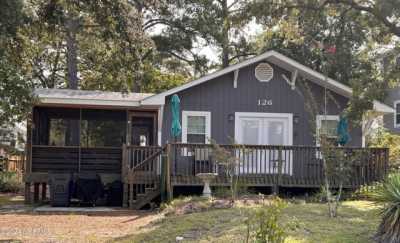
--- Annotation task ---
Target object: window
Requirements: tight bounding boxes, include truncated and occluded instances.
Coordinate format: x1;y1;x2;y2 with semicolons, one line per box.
395;101;400;128
316;115;339;146
182;111;211;144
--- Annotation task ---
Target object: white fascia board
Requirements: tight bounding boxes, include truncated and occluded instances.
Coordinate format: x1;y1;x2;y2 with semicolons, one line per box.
374;100;395;114
268;52;353;97
141;51;277;105
140;50;394;114
39;97;141;107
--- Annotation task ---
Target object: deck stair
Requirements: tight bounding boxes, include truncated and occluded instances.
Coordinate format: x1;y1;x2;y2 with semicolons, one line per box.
122;145;164;209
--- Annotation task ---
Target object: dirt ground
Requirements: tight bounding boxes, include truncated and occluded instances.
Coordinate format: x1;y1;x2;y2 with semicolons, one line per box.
0;194;160;243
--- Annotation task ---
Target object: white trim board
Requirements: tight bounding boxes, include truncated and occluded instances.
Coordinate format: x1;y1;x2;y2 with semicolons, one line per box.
39;97;141;107
234;112;293;146
181;111;211;143
141;50;393;114
394;100;400;128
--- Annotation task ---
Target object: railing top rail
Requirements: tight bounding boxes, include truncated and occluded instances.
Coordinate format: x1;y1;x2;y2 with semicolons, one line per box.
32;145;122;150
125;145;163;149
168;142;389;150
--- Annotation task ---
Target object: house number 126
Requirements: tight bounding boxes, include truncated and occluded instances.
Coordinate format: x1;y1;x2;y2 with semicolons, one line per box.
258;99;273;106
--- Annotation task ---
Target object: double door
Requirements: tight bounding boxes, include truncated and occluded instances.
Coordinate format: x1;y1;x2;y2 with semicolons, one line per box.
235;113;293;174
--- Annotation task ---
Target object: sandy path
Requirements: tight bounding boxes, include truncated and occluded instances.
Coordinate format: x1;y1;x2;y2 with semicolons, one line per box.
0;212;160;243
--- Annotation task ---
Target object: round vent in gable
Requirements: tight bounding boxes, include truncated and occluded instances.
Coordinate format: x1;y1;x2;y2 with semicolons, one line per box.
255;63;274;82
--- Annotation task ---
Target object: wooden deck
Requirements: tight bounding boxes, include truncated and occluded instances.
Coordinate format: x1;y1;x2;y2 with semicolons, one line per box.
120;143;388;207
164;143;388;188
25;143;388;207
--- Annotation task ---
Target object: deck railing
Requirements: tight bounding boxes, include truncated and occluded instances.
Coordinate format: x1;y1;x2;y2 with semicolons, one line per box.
167;143;389;188
122;145;164;208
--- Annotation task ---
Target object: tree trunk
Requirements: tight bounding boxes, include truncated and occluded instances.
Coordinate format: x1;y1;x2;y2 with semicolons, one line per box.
65;16;80;147
66;17;79;89
221;0;230;68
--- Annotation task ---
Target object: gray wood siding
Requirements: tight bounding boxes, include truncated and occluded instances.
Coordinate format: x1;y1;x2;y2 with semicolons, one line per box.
383;87;400;134
162;61;362;146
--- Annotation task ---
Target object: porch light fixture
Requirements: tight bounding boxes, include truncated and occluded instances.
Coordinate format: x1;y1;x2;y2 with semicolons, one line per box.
294;115;300;124
228;113;235;122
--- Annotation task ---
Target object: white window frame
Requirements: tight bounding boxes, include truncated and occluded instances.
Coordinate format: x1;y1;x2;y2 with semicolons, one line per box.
182;111;211;144
316;115;339;146
394;100;400;128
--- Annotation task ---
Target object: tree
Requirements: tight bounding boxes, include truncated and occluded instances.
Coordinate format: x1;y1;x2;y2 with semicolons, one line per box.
0;0;35;126
149;0;259;72
252;1;390;123
26;0;154;92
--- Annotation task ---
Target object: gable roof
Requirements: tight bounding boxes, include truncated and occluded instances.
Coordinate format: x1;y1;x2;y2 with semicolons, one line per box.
142;50;394;113
35;88;153;107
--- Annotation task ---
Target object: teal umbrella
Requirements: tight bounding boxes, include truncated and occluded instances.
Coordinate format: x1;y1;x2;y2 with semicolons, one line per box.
171;94;182;138
337;116;350;146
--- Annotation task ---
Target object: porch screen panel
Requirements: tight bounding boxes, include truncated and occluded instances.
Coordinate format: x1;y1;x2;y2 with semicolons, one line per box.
32;107;80;172
38;108;81;146
80;109;125;173
80;109;126;148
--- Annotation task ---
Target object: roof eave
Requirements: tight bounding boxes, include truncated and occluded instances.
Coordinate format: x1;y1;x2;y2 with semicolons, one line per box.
39;97;141;107
373;100;395;114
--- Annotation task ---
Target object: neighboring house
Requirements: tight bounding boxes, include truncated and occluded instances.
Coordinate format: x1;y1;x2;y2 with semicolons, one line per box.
0;123;26;156
383;86;400;134
25;50;393;208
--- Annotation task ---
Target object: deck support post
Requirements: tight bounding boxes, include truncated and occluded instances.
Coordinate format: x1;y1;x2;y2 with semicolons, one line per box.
122;144;129;208
160;154;168;202
166;143;172;201
33;183;40;203
129;183;134;209
123;183;129;208
24;182;31;204
41;183;47;201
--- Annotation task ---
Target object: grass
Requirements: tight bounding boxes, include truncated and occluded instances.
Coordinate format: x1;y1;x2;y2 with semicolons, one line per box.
0;193;24;206
115;199;381;243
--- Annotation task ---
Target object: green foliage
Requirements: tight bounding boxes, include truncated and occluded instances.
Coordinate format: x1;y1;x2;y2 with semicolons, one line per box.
212;186;232;198
319;136;364;217
210;139;247;201
371;174;400;243
153;0;258;70
0;172;22;193
245;197;287;243
369;128;400;171
0;0;35;126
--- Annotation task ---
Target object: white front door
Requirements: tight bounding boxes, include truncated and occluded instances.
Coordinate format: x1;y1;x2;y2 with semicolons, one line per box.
235;112;293;174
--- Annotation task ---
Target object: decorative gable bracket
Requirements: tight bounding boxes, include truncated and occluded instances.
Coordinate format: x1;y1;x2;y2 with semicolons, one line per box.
282;69;298;90
233;69;239;88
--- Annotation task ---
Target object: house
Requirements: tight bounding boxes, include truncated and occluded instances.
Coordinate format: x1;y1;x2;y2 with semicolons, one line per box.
0;122;26;154
383;86;400;134
0;123;26;173
25;50;392;208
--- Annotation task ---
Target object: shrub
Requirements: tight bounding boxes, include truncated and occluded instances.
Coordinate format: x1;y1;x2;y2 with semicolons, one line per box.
245;196;287;243
0;171;23;193
372;174;400;243
369;129;400;172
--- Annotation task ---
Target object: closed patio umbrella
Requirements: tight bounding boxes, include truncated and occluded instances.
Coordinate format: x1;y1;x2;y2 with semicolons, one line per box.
337;116;350;146
171;94;182;139
170;94;181;176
